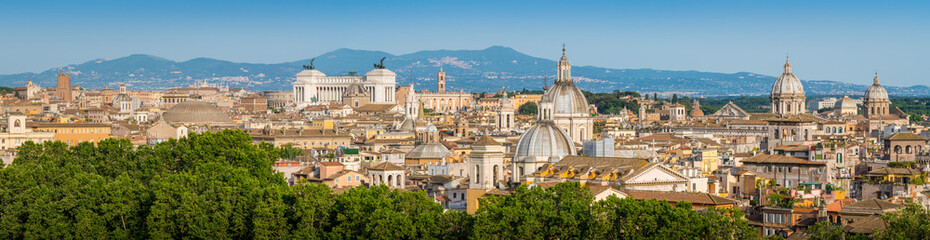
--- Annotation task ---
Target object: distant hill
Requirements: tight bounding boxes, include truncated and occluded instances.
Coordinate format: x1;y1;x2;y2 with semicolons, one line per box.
3;46;929;96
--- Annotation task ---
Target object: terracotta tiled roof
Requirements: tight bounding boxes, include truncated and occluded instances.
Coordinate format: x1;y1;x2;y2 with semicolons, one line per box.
474;135;500;146
884;132;927;141
839;198;902;215
867;167;922;176
773;145;810;152
826;198;855;212
844;215;887;234
624;191;736;206
355;104;398;112
741;154;826;166
368;162;405;171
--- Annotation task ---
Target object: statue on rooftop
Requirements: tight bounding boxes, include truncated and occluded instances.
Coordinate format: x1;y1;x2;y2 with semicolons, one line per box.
302;58;315;70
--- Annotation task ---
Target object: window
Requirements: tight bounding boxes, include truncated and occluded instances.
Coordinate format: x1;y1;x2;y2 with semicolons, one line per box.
335;179;339;183
356;176;360;181
347;176;352;182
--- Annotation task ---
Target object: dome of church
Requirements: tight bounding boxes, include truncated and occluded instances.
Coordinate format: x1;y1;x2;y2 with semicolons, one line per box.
544;47;590;115
834;96;857;109
162;101;234;125
112;93;131;103
406;142;453;159
771;59;805;96
514;121;576;158
345;81;369;96
864;74;889;100
546;82;589;114
689;108;704;117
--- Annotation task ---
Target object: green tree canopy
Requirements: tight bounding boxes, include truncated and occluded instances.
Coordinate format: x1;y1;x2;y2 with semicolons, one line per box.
518;102;538;115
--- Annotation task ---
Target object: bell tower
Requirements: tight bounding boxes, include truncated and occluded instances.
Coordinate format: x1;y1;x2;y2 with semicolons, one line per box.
497;92;515;132
437;67;446;93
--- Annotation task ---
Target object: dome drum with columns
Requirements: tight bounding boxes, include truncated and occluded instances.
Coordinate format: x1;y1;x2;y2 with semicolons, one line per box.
540;47;594;142
771;58;806;116
864;73;891;119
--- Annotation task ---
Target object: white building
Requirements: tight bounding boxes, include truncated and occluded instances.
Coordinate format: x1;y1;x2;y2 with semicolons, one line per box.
292;63;397;108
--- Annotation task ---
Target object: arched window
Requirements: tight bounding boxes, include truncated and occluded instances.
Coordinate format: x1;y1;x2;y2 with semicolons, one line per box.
475;165;481;184
387;175;394;187
906;145;913;154
493;165;500;183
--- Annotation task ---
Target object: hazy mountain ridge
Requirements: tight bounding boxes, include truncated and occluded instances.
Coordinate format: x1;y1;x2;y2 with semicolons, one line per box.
2;46;928;96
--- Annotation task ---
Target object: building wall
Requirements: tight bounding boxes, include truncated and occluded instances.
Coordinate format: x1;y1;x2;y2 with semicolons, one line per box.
418;92;473;113
744;163;825;188
292;69;396;106
252;135;352;150
31;124;111;146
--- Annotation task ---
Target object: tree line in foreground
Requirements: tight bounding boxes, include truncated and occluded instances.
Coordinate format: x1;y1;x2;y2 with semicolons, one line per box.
0;130;926;239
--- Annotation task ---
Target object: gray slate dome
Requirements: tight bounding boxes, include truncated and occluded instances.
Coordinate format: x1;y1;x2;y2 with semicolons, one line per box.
112;93;131;103
771;59;805;96
864;74;889;100
514;121;576;158
163;101;234;125
345;81;369;96
406;143;453;159
546;81;589;114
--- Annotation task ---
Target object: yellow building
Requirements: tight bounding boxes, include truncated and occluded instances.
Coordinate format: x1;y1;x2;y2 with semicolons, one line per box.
29;122;112;146
1;114;55;151
511;94;542;110
697;148;719;175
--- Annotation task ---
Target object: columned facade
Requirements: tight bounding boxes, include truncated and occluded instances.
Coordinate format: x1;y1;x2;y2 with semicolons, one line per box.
292;68;396;107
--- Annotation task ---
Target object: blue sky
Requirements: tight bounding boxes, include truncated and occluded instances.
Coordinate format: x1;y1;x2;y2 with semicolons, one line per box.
2;0;929;86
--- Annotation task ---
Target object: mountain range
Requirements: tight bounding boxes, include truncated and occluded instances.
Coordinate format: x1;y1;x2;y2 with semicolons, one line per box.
2;46;929;96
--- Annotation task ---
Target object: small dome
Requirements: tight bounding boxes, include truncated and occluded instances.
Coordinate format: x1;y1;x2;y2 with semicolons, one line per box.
345;81;369;96
163;101;234;125
406;143;453;159
690;108;704;117
514;121;576;158
864;74;889;100
771;59;805;96
112;93;131;103
834;96;857;109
